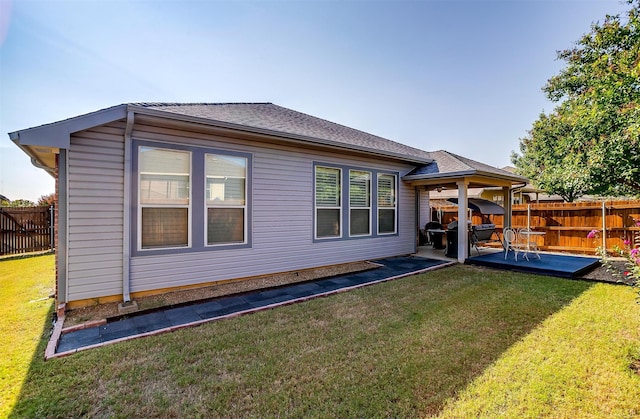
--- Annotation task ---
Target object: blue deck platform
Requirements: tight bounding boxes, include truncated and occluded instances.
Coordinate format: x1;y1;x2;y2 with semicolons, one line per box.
466;250;600;278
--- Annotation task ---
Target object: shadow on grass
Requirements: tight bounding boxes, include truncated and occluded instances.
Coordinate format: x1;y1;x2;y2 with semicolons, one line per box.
6;302;54;418
10;265;596;417
0;253;56;418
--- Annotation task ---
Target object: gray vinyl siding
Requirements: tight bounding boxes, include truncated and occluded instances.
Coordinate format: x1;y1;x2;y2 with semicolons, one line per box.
63;116;418;303
127;118;417;294
66;122;125;302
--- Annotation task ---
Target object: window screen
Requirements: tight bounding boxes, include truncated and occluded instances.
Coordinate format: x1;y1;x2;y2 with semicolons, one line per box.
315;166;341;238
139;147;190;248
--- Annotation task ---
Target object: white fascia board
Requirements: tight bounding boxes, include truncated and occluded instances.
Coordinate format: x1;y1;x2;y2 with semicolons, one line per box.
8;105;128;149
403;169;528;184
474;170;529;184
402;170;477;181
127;105;433;165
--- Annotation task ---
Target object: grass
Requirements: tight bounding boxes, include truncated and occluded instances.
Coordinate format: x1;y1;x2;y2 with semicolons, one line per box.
437;283;640;418
0;254;54;418
4;254;640;417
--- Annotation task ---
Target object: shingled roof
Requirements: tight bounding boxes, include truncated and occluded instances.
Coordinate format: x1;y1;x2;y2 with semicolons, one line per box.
403;150;526;182
131;103;433;163
11;102;524;186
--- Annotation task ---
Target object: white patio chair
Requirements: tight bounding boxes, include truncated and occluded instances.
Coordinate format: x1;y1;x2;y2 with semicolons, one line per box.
503;228;528;261
518;228;541;260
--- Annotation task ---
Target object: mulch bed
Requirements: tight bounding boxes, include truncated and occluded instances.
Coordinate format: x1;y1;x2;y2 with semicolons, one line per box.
579;259;637;286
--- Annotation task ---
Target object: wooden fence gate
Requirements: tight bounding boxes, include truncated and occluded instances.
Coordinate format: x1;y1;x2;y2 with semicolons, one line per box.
0;206;54;256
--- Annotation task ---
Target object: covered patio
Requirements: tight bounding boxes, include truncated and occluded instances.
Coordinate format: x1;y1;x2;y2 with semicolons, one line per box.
404;150;527;263
404;151;601;277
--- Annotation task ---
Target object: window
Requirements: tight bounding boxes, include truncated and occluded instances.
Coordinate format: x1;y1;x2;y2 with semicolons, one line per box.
134;141;252;255
377;173;397;234
139;147;191;249
206;154;247;245
315;166;341;238
314;164;398;241
349;170;371;236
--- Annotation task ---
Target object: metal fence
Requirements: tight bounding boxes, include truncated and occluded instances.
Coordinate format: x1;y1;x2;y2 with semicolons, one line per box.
0;206;54;256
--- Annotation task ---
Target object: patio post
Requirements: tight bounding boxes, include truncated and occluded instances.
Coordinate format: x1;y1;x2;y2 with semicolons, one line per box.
419;188;430;227
502;186;512;229
602;200;607;251
456;180;469;262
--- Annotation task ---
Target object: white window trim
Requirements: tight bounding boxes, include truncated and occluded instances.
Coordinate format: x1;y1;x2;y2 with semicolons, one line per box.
137;147;193;251
349;169;372;237
315;165;342;240
377;173;397;235
204;154;248;247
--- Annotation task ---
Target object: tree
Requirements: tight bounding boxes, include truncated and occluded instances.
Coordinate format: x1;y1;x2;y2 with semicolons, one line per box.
513;0;640;199
1;199;36;207
37;193;56;207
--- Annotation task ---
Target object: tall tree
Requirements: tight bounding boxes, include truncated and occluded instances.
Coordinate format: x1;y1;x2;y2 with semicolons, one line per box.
513;0;640;199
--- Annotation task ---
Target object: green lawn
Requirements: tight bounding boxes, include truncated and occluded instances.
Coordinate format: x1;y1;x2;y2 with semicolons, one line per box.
3;254;640;417
0;254;54;418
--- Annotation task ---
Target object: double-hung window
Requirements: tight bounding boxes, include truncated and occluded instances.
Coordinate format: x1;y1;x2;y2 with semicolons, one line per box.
315;166;341;238
135;141;251;254
314;165;398;240
377;173;397;234
349;170;371;236
139;147;191;249
206;154;247;245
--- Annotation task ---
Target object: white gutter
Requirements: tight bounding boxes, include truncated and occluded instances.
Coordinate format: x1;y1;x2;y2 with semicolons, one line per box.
30;156;53;173
122;111;134;302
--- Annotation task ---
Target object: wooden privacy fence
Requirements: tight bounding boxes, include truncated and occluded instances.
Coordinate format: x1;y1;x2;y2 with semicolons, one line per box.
1;206;54;256
432;200;640;255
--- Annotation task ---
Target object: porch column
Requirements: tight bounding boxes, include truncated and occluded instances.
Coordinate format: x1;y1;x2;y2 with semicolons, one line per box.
419;188;431;228
502;186;512;229
456;180;469;262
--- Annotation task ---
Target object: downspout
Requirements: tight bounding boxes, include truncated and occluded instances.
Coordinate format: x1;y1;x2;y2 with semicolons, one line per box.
122;111;134;303
510;182;527;193
57;150;69;309
507;182;527;229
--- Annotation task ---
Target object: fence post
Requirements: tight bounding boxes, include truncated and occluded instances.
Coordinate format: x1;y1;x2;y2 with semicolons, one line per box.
49;205;55;252
602;201;607;251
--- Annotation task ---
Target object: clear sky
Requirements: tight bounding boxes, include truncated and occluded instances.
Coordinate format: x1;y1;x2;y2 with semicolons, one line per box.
0;0;630;202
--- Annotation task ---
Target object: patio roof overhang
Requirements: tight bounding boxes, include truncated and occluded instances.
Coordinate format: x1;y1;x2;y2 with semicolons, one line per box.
402;170;527;190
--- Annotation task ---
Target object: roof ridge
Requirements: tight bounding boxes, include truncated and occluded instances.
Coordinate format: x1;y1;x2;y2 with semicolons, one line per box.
131;102;273;107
